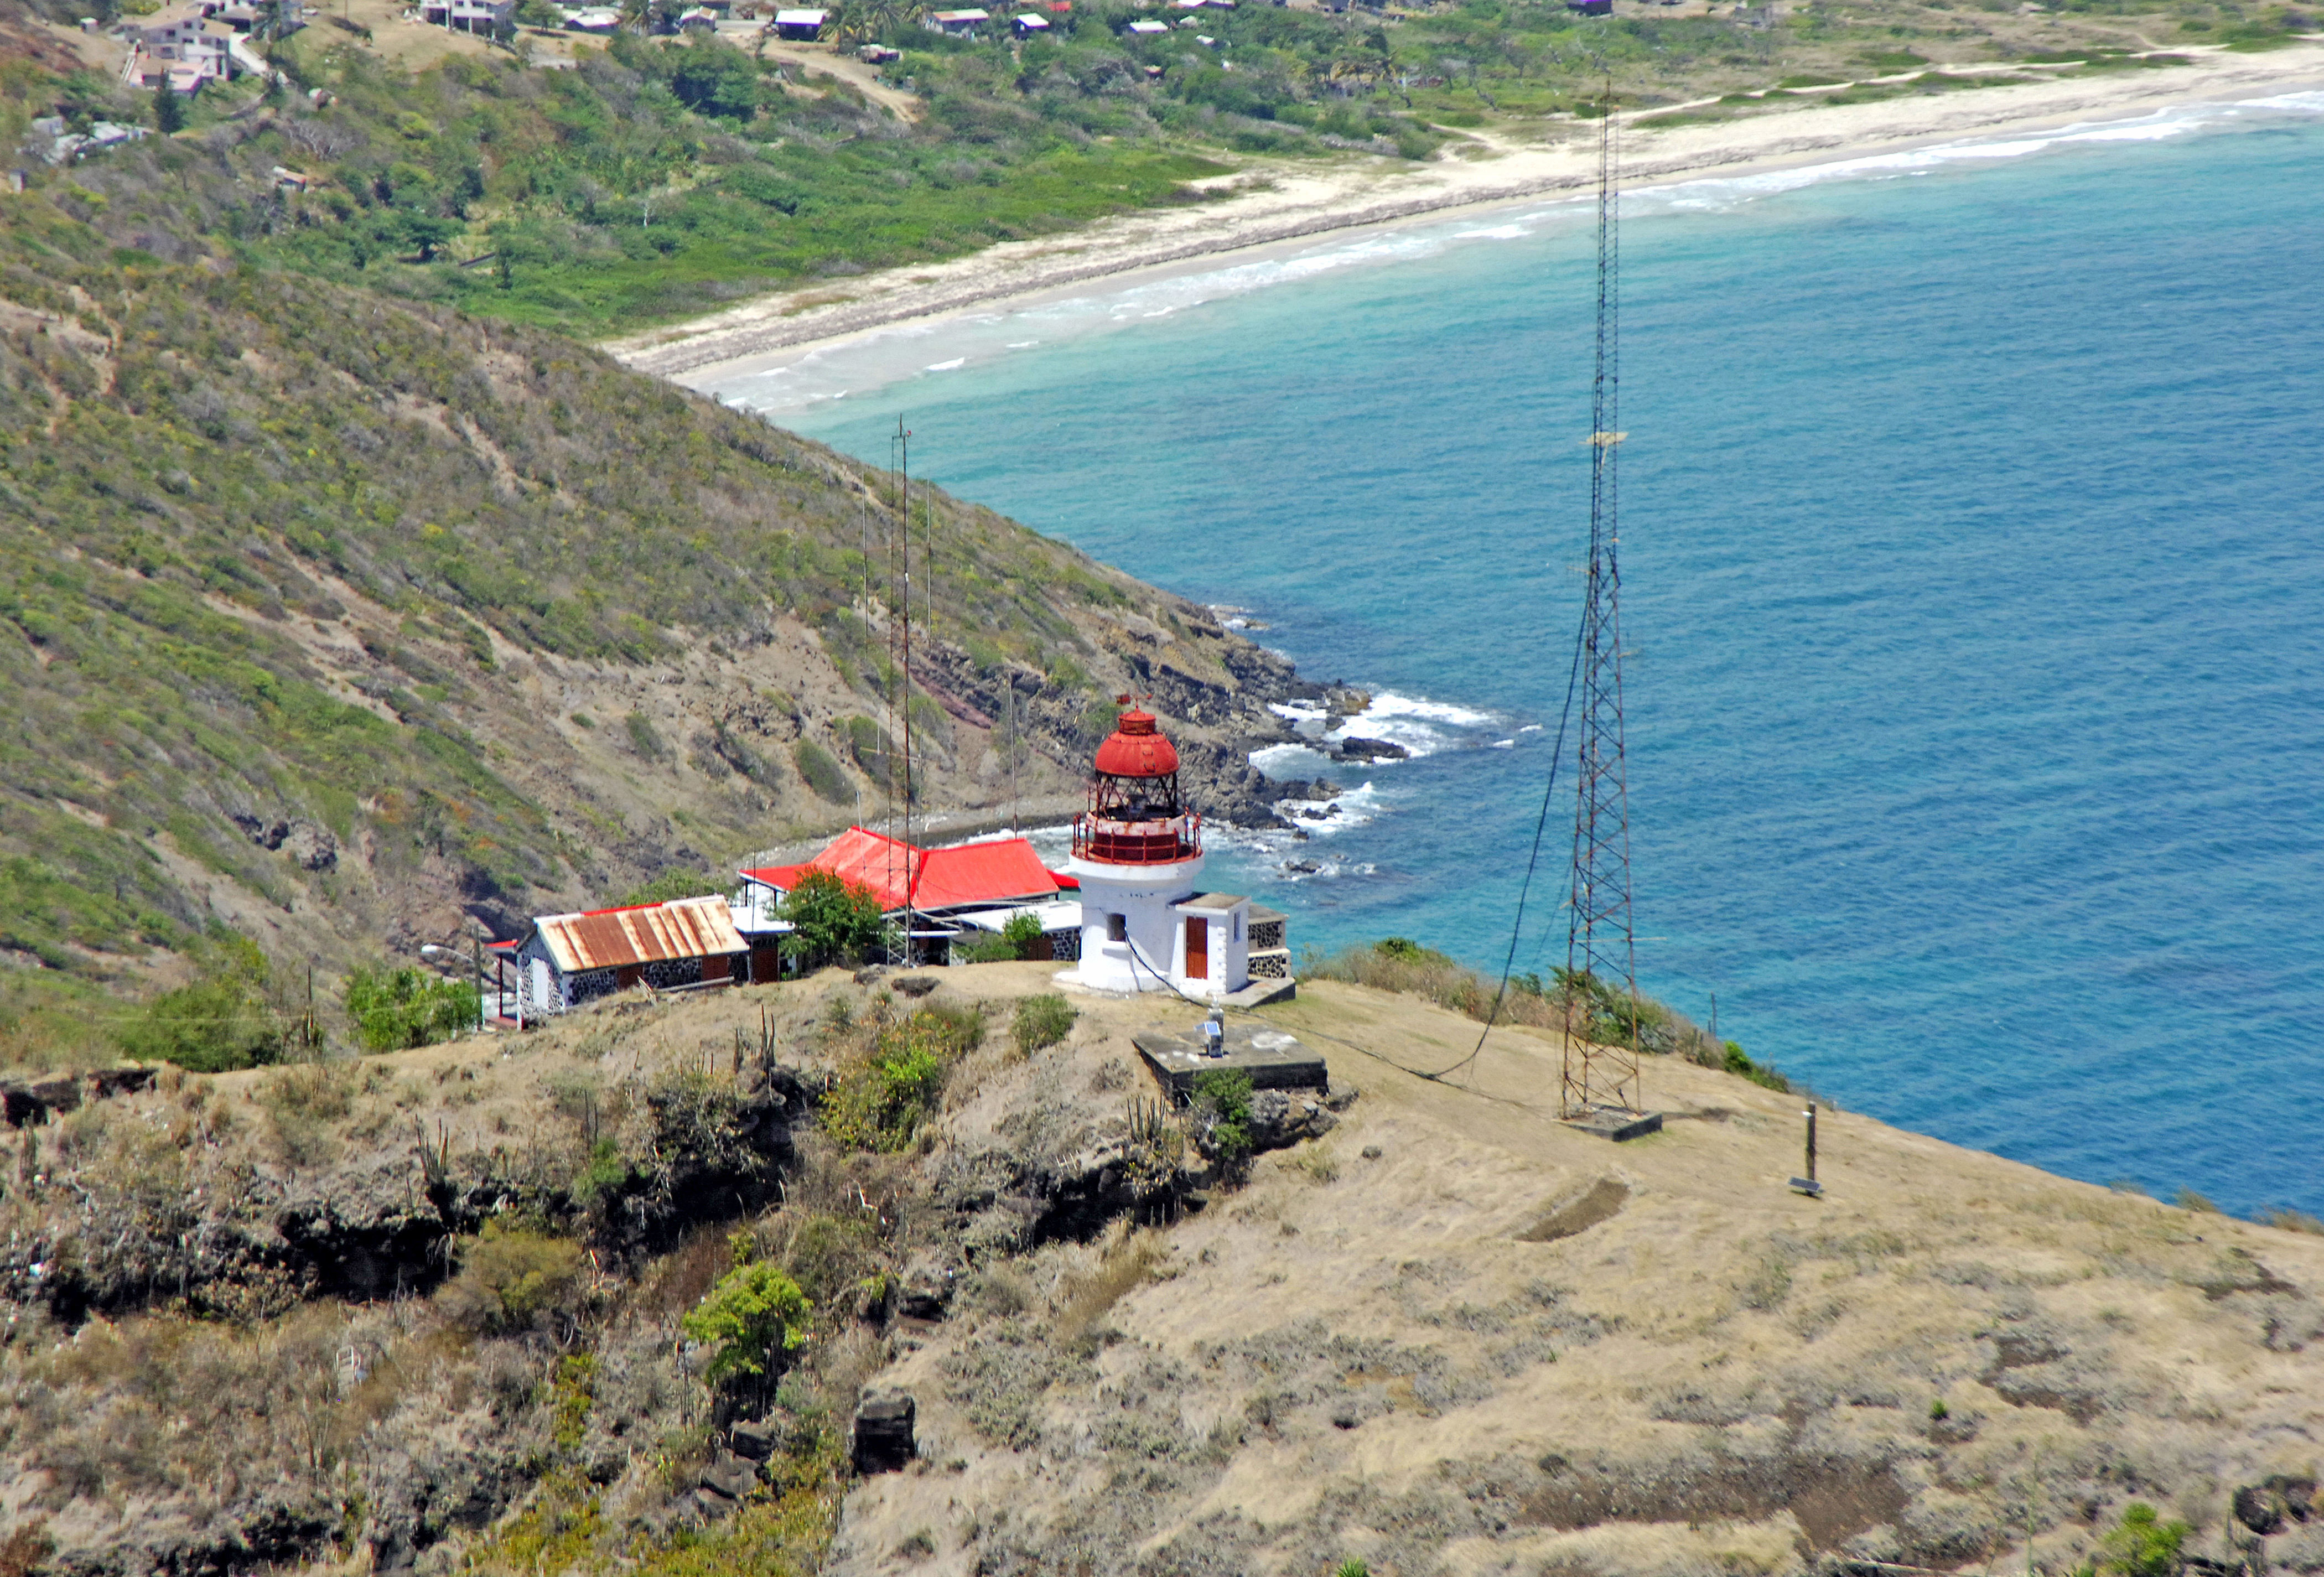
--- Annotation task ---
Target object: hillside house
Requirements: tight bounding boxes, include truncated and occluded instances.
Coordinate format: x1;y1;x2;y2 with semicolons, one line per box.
418;0;514;33
926;7;988;33
772;6;827;35
123;6;239;88
506;895;750;1020
739;826;1078;966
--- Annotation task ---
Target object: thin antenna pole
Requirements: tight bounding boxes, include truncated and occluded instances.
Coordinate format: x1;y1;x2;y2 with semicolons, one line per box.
888;421;904;945
897;418;917;960
1563;81;1643;1120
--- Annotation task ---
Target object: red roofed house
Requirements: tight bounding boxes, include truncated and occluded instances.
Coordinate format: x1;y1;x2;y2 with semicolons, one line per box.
508;894;750;1020
738;826;1080;966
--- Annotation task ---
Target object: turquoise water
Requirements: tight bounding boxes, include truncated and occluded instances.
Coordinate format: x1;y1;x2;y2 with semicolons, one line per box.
744;96;2324;1216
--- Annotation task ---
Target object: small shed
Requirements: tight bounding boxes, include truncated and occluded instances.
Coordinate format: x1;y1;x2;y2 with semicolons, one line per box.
1123;17;1166;31
926;6;987;32
1171;892;1251;997
772;6;827;35
1010;11;1047;32
510;895;749;1020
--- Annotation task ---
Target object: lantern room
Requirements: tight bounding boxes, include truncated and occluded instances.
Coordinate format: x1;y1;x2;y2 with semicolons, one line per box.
1072;706;1201;866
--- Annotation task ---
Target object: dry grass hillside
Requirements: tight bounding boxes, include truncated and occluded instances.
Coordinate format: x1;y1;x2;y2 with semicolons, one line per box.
2;963;2314;1577
0;185;1325;1066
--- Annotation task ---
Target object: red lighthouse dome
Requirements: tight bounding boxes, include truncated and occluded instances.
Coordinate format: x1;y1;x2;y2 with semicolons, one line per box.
1093;708;1180;778
1072;701;1202;866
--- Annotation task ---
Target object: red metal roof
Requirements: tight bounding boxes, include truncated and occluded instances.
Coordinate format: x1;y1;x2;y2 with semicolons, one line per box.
532;895;746;973
1093;708;1180;778
741;826;1059;914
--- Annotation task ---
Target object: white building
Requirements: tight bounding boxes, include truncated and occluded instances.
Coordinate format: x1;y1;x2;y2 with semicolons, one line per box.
418;0;514;33
1055;706;1268;998
123;4;240;88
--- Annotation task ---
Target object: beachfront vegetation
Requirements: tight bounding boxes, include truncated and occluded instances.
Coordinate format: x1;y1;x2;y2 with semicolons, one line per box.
13;0;2313;341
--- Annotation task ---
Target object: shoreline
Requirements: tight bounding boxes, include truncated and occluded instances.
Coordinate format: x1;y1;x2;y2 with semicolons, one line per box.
604;43;2324;392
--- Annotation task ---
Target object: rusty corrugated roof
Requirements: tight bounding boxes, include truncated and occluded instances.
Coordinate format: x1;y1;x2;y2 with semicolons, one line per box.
534;895;746;974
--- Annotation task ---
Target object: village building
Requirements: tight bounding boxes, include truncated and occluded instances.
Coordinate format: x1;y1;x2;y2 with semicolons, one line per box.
1054;704;1292;1000
417;0;515;34
925;7;988;33
121;4;241;89
738;825;1076;966
500;895;753;1021
771;6;828;37
1011;12;1048;34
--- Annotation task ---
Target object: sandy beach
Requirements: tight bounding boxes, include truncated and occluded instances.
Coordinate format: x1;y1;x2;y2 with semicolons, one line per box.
603;41;2324;392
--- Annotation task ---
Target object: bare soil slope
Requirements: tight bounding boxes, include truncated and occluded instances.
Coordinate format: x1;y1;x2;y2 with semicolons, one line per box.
833;972;2324;1577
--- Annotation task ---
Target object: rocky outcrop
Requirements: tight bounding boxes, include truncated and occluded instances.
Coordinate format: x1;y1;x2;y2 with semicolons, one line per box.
852;1393;916;1473
3;1065;813;1322
0;1065;155;1127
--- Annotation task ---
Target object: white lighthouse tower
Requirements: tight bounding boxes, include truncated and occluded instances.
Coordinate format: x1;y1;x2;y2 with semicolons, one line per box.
1059;702;1250;997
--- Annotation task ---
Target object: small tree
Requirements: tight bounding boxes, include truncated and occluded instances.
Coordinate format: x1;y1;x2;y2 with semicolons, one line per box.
683;1254;812;1404
779;869;889;969
1000;911;1045;958
117;937;284;1072
153;87;186;135
2082;1503;2189;1577
345;964;479;1051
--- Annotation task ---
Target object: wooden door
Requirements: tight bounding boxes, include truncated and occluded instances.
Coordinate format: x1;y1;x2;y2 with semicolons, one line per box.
1185;916;1208;981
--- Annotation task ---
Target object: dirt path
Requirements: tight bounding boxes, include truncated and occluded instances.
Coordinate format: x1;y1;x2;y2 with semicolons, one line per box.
756;37;924;120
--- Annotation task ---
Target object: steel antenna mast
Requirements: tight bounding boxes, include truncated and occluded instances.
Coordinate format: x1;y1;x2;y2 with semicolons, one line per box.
1562;85;1646;1124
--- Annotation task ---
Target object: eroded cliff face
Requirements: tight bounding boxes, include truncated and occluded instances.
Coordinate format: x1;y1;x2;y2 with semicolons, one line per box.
8;967;2315;1577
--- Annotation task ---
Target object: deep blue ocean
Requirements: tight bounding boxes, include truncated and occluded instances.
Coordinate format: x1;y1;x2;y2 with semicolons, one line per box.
732;95;2324;1216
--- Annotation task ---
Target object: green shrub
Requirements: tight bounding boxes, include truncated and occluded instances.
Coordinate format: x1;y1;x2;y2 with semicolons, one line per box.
792;739;853;804
345;965;480;1052
779;869;890;969
614;869;727;907
116;938;286;1072
2079;1502;2188;1577
1011;993;1075;1057
822;1006;982;1150
1001;911;1045;958
625;710;667;761
682;1255;812;1391
1191;1068;1253;1176
439;1223;589;1336
1719;1039;1793;1093
959;932;1018;964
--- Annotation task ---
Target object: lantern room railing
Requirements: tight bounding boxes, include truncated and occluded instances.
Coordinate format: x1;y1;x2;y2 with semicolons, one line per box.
1071;811;1201;865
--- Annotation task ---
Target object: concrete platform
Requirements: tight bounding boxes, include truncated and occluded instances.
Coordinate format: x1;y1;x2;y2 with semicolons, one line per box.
1133;1021;1328;1102
1052;972;1296;1008
1563;1105;1664;1142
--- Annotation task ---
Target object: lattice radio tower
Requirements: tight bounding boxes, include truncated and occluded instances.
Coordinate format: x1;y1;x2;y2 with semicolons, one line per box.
1561;91;1645;1122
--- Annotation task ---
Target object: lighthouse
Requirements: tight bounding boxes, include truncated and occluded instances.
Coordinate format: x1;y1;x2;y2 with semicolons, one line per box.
1059;701;1252;997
